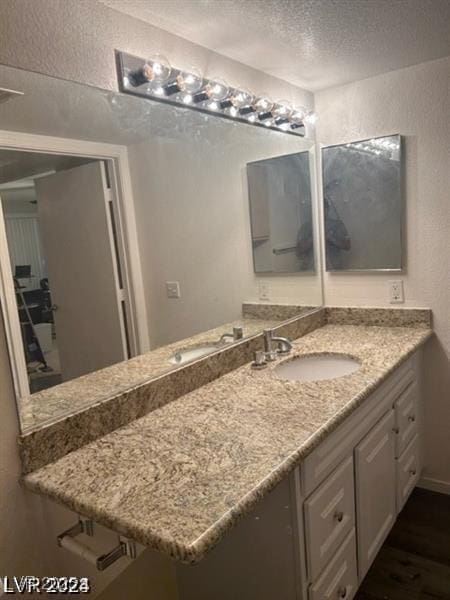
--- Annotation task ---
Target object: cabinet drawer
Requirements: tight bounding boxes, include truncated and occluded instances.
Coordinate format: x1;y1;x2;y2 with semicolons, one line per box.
308;529;358;600
304;456;355;581
395;383;419;457
397;434;421;512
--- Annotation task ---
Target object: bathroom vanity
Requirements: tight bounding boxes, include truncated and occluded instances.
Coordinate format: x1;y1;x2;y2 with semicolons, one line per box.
22;311;432;600
176;346;423;600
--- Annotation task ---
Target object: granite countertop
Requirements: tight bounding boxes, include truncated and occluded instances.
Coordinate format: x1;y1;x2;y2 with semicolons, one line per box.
19;316;285;433
23;323;432;564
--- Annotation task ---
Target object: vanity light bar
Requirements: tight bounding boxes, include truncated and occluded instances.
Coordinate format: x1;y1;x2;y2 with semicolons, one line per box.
116;52;317;137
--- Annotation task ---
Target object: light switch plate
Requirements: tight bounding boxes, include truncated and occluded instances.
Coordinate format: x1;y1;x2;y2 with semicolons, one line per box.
259;281;270;301
166;281;181;299
389;280;404;303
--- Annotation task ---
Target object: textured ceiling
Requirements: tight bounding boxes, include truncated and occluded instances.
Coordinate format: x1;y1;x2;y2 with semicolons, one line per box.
98;0;450;91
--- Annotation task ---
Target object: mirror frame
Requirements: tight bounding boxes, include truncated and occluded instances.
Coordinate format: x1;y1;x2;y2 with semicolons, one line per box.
320;134;403;273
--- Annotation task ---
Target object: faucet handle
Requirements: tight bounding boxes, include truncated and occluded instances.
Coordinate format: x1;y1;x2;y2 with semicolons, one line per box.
233;326;244;340
251;350;268;370
263;329;273;352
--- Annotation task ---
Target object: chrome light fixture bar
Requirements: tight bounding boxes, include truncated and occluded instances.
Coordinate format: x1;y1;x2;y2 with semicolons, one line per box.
116;52;316;137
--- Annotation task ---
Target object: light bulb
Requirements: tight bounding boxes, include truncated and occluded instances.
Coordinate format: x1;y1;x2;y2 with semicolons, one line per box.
247;113;257;123
206;79;229;101
129;54;171;87
229;106;238;118
149;55;172;83
209;100;220;111
193;78;229;104
182;93;193;104
273;101;293;118
231;89;253;109
290;107;306;124
177;68;203;94
254;96;274;113
304;111;318;125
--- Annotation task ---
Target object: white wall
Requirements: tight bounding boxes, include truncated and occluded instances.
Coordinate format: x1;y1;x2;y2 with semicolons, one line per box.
1;188;38;214
0;313;146;595
1;188;43;291
128;126;321;348
315;56;450;489
0;0;315;593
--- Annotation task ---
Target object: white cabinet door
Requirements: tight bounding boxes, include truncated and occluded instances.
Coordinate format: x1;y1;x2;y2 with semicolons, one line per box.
355;409;396;580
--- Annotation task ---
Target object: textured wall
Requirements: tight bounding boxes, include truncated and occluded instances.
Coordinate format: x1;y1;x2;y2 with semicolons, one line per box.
315;56;450;488
0;311;140;593
0;0;312;108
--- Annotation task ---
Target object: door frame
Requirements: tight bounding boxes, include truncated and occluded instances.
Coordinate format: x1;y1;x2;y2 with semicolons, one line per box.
0;129;150;401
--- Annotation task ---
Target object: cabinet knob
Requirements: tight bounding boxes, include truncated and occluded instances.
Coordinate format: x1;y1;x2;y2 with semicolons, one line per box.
334;510;344;523
408;414;416;423
392;427;400;434
338;586;348;598
410;468;417;476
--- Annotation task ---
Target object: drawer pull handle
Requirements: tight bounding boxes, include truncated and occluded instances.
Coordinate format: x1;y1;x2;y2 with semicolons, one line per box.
334;510;344;523
410;468;417;476
338;586;348;598
408;415;416;423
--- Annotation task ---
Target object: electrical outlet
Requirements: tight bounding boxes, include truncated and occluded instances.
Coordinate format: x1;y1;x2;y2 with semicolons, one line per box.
166;281;181;299
259;281;270;301
389;280;404;304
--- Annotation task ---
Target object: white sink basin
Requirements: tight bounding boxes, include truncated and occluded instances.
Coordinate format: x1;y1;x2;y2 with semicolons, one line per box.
274;353;360;382
169;344;222;365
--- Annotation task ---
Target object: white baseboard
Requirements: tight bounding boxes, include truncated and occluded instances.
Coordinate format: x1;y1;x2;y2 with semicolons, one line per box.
418;476;450;495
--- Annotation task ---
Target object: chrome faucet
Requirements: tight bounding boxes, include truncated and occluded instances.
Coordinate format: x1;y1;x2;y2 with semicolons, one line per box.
251;330;293;369
219;326;244;344
263;329;293;357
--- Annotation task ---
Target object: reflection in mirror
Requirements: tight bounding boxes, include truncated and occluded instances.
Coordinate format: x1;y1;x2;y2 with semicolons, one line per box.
0;64;323;432
321;134;402;271
0;153;125;394
247;151;315;273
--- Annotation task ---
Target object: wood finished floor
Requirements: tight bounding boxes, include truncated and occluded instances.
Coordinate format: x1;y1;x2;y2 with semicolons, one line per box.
355;488;450;599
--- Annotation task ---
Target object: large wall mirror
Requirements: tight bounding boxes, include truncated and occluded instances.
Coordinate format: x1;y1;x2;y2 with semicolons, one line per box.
0;64;323;432
321;134;402;271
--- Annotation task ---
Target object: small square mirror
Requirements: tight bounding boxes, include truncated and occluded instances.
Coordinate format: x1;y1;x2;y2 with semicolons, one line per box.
247;151;315;274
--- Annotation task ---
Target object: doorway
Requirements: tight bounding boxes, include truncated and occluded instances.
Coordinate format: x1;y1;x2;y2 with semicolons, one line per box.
0;147;137;395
